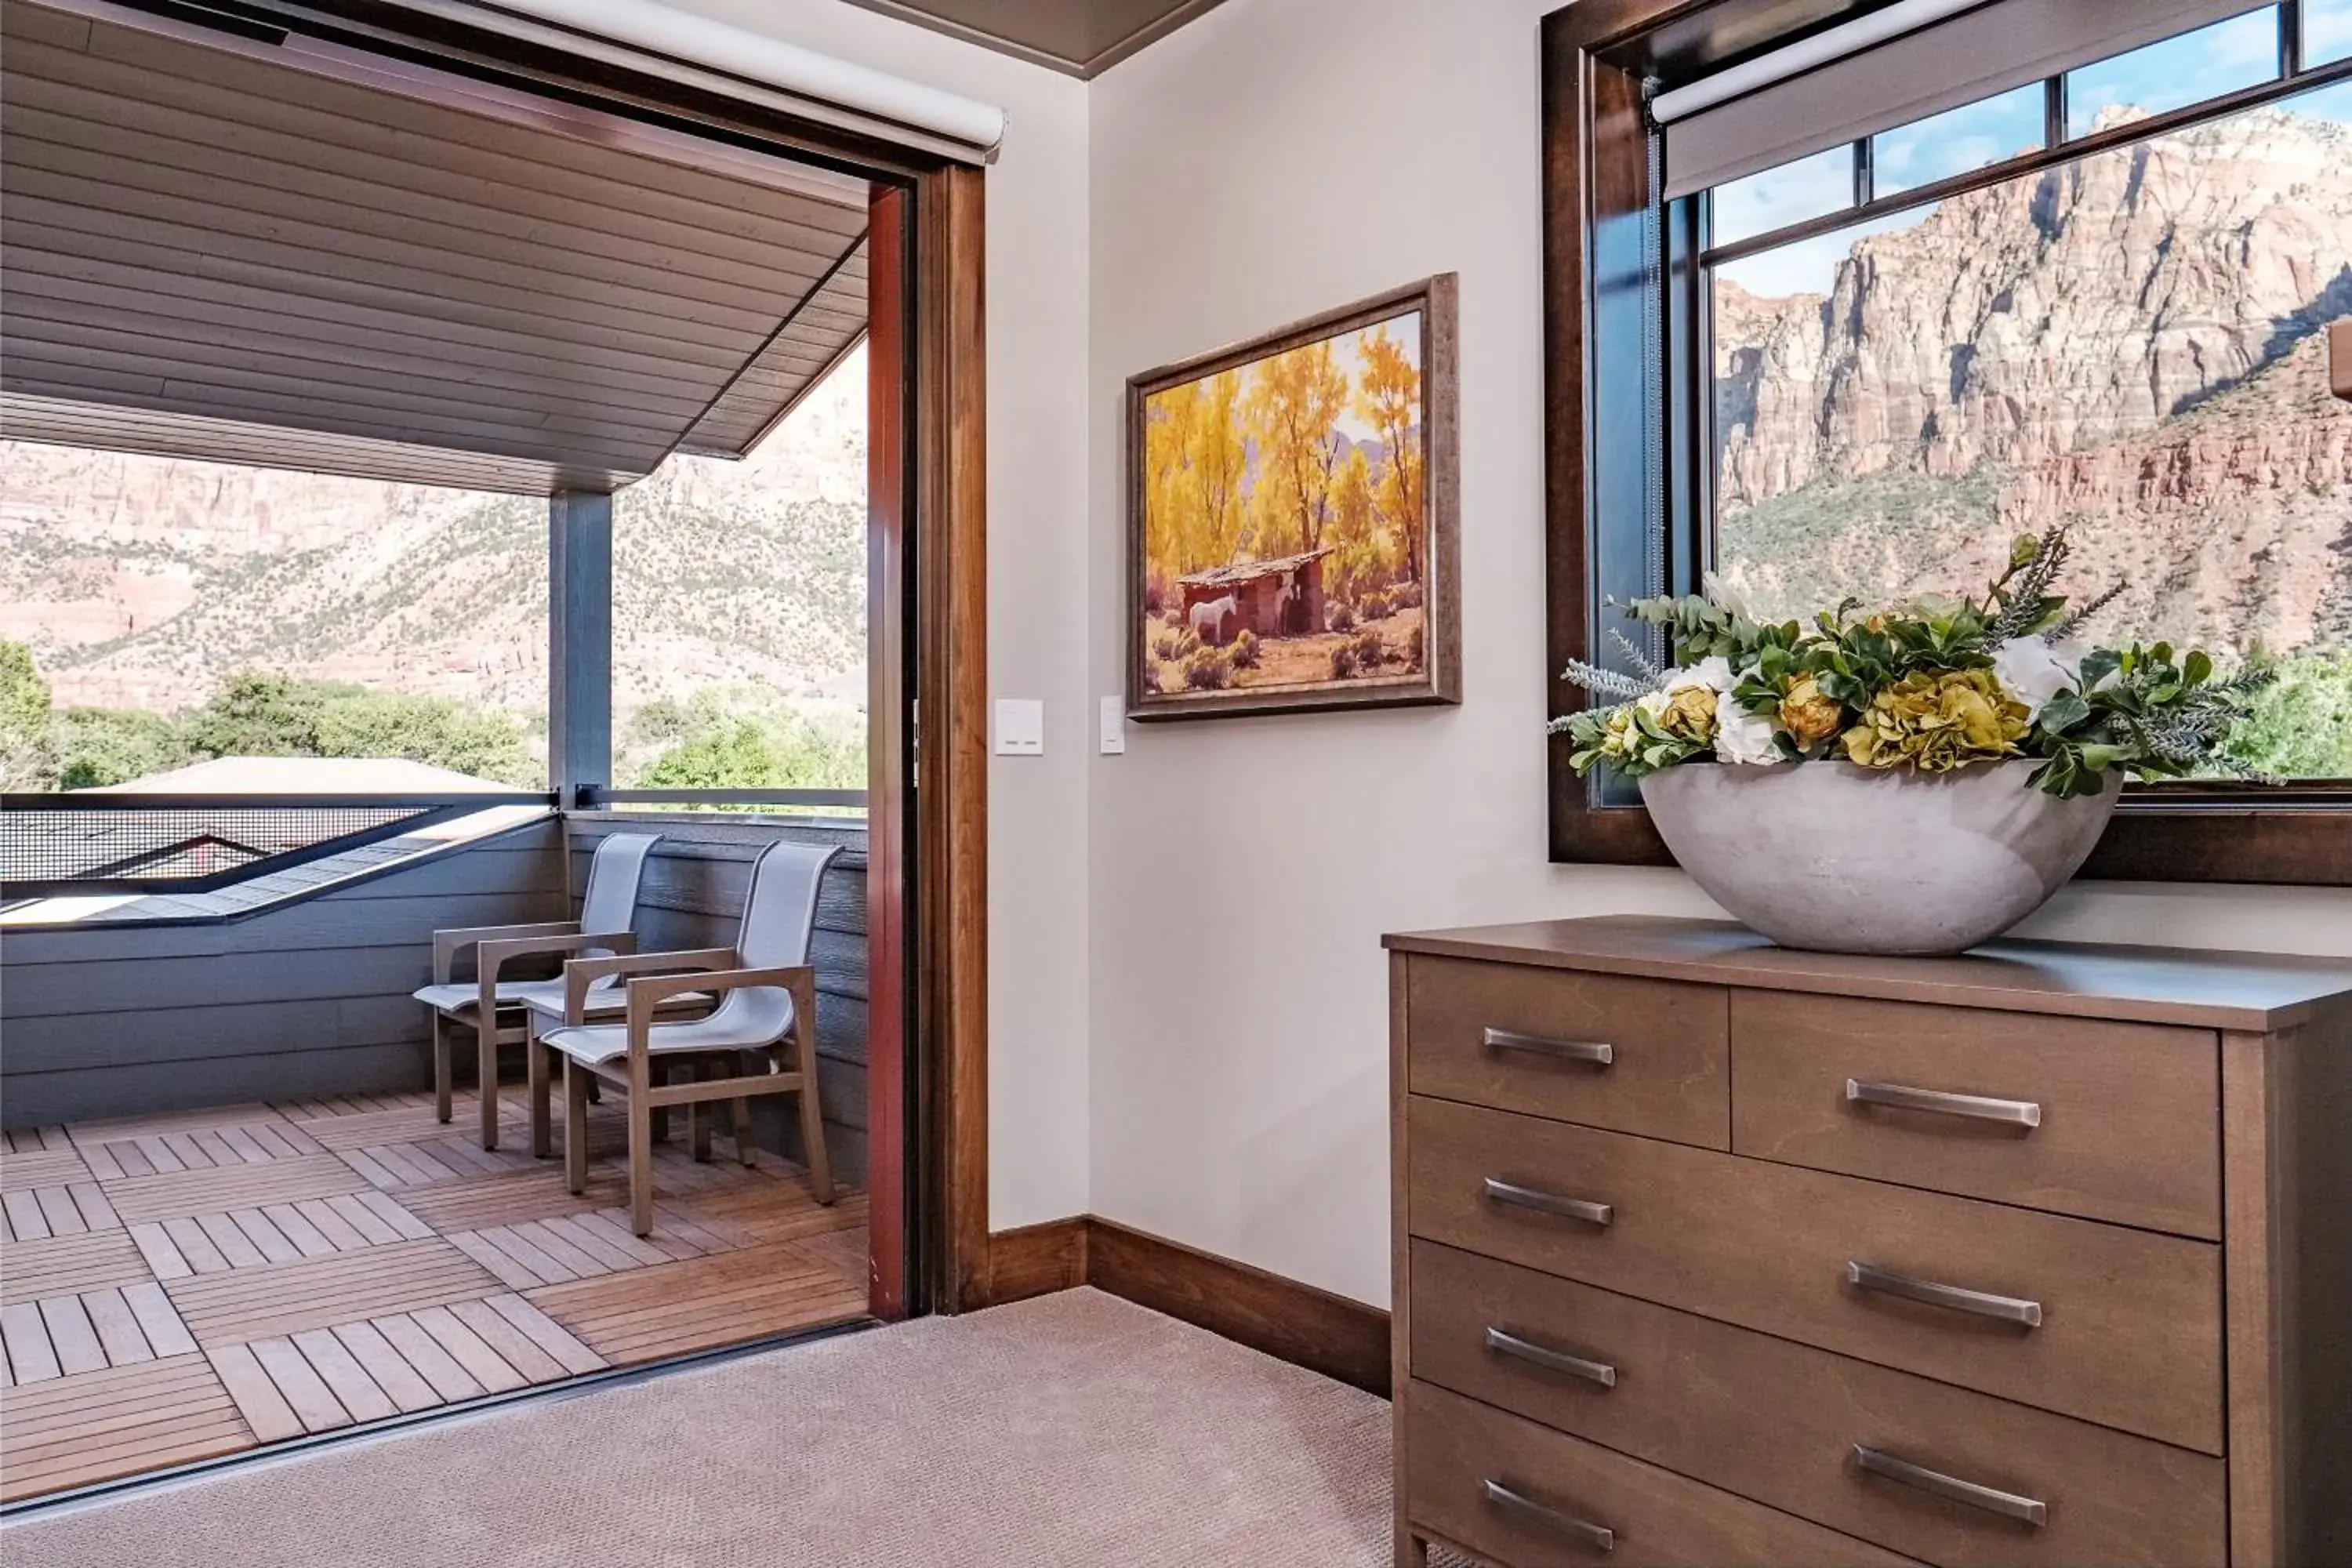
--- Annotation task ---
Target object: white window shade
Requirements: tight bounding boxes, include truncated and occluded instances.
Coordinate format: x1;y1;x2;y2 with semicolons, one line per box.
393;0;1007;162
1661;0;2274;200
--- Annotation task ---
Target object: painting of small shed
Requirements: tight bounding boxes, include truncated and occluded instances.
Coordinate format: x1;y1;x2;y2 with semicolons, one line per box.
1178;550;1330;645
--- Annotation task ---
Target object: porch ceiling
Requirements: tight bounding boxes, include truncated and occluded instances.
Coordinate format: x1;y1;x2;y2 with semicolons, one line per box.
0;0;871;495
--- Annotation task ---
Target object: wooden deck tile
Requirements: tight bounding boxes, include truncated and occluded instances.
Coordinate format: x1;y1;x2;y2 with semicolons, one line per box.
1;1148;96;1192
3;1182;121;1241
102;1154;370;1226
0;1229;153;1307
65;1104;293;1148
0;1354;252;1501
162;1237;500;1346
80;1120;323;1181
524;1243;866;1365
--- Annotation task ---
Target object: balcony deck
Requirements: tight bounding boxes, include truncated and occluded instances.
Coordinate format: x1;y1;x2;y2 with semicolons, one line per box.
0;1091;866;1504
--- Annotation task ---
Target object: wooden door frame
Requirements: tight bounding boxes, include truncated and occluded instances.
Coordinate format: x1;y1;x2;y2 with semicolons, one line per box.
226;2;1002;1320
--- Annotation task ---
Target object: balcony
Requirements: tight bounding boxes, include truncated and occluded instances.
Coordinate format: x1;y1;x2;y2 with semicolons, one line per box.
0;797;874;1503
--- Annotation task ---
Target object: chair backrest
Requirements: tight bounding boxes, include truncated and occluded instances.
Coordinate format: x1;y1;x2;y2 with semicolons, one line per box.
706;839;844;1040
578;832;659;948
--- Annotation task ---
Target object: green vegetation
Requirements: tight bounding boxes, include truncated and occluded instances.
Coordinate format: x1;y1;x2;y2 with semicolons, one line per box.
55;707;188;789
2220;650;2352;780
1;637;57;789
623;685;864;810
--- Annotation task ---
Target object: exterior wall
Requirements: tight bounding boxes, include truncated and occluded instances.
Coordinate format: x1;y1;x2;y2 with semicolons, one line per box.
1083;0;2352;1308
565;815;870;1186
0;819;566;1127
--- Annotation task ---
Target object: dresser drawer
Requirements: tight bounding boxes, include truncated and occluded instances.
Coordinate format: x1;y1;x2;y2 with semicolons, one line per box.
1406;956;1729;1148
1731;991;2220;1237
1406;1379;1915;1568
1405;1096;2222;1452
1409;1241;2226;1566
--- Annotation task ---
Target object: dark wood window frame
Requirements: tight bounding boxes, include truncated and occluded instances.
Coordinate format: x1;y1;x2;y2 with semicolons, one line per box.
1543;0;2352;885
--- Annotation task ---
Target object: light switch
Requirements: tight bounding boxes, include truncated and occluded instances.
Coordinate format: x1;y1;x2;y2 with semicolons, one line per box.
994;698;1044;756
1099;695;1127;755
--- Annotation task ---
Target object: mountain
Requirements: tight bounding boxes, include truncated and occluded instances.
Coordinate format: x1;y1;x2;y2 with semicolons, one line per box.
2;350;869;719
1713;103;2352;657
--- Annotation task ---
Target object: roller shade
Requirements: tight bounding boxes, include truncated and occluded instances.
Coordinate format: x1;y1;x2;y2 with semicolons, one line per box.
1661;0;2276;198
390;0;1008;162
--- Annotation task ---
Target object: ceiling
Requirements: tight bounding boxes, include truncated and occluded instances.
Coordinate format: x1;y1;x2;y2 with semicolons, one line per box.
0;0;872;495
841;0;1231;77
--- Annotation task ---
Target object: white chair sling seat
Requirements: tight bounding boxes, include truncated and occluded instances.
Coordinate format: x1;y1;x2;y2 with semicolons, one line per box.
540;994;796;1066
416;975;704;1019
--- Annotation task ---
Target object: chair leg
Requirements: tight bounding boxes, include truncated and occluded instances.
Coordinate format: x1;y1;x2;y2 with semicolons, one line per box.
477;1018;501;1152
528;1018;552;1160
649;1062;670;1146
793;1029;834;1206
735;1078;757;1169
627;1071;655;1237
564;1057;590;1196
432;1013;452;1124
690;1063;713;1164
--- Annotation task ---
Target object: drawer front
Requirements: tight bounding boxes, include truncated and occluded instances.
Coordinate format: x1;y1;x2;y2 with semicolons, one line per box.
1406;956;1729;1148
1732;991;2220;1238
1406;1379;1915;1568
1410;1241;2226;1566
1406;1095;2222;1452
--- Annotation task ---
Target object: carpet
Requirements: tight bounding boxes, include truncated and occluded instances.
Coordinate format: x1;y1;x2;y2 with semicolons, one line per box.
2;1289;1396;1566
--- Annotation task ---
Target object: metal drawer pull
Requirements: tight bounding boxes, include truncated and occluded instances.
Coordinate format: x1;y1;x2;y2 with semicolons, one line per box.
1846;1078;2042;1128
1483;1479;1616;1552
1853;1445;2048;1527
1484;1177;1614;1226
1485;1027;1614;1066
1485;1326;1618;1387
1846;1261;2042;1327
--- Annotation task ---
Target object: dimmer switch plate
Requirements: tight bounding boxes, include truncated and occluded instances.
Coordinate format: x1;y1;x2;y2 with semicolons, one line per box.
1100;696;1127;755
995;698;1044;756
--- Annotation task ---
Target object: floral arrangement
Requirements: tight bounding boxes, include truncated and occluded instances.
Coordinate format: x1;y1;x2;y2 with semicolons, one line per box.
1553;526;2271;799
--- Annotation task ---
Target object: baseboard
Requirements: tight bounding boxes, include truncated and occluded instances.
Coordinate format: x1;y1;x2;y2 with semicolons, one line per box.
978;1215;1391;1397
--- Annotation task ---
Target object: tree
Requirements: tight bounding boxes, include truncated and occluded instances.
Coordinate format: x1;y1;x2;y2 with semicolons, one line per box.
0;638;57;789
1142;369;1250;583
182;671;348;758
1244;341;1350;556
180;670;539;785
56;707;188;789
1355;325;1426;582
1327;447;1388;601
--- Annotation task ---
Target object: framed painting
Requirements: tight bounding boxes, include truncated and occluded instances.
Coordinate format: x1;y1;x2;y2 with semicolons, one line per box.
1127;274;1461;720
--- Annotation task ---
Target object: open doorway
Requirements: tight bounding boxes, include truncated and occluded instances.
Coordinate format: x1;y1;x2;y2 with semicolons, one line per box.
0;0;976;1504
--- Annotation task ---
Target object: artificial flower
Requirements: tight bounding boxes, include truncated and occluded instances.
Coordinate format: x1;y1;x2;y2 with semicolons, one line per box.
1713;699;1780;764
1842;668;2031;772
1657;684;1718;742
1991;636;2082;720
1777;673;1844;749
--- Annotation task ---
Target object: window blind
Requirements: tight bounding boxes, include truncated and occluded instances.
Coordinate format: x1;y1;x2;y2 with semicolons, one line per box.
1661;0;2275;198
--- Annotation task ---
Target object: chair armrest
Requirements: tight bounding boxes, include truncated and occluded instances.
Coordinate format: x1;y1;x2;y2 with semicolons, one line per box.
432;920;578;983
561;948;739;1025
623;964;810;1019
474;932;637;1016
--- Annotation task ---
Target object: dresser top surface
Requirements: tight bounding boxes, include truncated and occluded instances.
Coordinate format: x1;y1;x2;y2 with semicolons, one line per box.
1384;916;2352;1031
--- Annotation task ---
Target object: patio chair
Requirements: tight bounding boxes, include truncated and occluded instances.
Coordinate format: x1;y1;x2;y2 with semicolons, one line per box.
414;831;663;1151
541;839;842;1236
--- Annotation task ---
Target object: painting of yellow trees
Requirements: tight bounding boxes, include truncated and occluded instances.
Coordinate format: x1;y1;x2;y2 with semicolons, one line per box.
1127;276;1458;718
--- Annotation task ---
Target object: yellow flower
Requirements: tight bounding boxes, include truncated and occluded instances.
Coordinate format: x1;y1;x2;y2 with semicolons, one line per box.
1840;668;2031;772
1778;673;1843;749
1657;685;1717;742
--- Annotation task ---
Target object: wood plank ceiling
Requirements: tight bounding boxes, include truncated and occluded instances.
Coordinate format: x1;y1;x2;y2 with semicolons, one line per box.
0;0;871;495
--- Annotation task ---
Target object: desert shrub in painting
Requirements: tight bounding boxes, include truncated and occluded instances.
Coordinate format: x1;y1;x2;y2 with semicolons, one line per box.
1184;646;1236;691
1231;630;1261;670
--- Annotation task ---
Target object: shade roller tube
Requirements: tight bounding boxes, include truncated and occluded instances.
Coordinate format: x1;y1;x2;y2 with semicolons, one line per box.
403;0;1007;159
1662;0;2275;199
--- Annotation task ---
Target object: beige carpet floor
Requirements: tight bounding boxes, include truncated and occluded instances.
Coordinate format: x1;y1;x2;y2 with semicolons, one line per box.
2;1288;1394;1566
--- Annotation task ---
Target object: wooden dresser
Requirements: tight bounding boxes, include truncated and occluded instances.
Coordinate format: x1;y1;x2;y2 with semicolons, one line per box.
1385;918;2352;1568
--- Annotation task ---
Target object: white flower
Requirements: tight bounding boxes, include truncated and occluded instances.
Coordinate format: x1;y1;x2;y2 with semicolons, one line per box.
1637;688;1671;718
1991;637;2082;720
1664;655;1735;695
1712;701;1781;764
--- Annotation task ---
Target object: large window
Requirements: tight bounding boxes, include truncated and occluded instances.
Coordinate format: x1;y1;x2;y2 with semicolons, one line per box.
1545;0;2352;878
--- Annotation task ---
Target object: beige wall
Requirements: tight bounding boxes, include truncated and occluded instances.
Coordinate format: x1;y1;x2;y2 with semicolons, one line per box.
1082;0;2352;1307
670;0;1094;1229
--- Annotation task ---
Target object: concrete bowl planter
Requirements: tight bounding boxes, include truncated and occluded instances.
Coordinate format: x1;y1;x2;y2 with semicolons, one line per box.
1637;760;2119;956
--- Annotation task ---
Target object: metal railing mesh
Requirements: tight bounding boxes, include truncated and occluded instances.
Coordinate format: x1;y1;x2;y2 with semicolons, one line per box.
0;793;552;898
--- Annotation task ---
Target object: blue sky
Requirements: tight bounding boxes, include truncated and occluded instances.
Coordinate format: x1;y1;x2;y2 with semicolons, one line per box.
1711;5;2351;297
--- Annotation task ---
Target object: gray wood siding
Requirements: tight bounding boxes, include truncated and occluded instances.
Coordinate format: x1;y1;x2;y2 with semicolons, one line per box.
1;822;567;1126
567;816;869;1186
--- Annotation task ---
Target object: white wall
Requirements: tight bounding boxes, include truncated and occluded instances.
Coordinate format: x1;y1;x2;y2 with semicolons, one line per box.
1082;0;2352;1307
667;0;1094;1229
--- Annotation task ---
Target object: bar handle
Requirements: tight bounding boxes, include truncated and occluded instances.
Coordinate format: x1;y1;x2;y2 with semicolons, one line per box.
1846;1077;2041;1128
1483;1479;1616;1552
1846;1261;2042;1327
1486;1026;1613;1066
1485;1326;1617;1387
1485;1177;1613;1227
1852;1445;2048;1526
